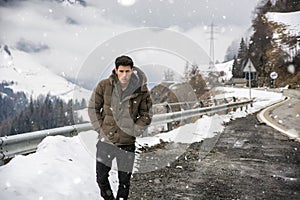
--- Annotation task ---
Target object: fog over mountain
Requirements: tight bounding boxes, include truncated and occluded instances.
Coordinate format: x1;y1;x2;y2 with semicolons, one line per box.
0;0;259;89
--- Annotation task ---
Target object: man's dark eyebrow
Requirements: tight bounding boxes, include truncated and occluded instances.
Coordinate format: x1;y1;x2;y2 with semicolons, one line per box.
119;70;131;73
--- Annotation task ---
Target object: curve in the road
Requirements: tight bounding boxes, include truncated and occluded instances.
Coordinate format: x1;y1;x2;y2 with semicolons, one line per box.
257;96;300;142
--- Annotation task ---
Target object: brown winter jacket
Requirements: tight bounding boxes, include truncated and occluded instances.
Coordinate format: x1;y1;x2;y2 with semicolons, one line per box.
88;66;152;145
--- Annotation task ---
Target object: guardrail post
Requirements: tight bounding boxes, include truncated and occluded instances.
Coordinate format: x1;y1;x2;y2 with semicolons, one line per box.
213;99;218;106
223;98;228;104
224;98;229;114
166;104;173;131
183;102;190;124
233;97;237;112
0;138;5;165
183;102;188;110
200;101;204;108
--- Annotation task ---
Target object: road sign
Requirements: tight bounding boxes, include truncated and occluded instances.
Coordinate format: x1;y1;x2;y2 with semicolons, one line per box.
270;71;278;79
243;58;256;100
243;59;256;72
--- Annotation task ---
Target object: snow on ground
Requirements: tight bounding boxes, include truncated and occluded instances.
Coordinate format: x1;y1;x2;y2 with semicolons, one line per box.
0;87;285;200
0;135;99;200
216;86;285;114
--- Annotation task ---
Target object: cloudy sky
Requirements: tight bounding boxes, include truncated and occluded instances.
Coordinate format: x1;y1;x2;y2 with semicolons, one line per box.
0;0;260;88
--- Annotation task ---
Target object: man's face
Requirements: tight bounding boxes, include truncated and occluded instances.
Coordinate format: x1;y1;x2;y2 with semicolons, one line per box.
115;65;133;84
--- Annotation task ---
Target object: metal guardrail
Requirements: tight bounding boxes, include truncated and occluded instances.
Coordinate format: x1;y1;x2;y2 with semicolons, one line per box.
151;99;252;126
153;97;236;109
0;99;252;163
0;123;92;162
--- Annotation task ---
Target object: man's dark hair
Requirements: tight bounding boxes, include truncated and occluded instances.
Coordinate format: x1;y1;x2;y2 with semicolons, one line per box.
115;55;134;69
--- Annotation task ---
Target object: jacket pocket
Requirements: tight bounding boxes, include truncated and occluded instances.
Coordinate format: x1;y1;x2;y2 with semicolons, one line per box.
118;130;135;144
108;131;120;144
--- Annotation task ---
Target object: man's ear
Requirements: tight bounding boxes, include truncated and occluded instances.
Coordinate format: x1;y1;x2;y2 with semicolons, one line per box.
114;68;117;74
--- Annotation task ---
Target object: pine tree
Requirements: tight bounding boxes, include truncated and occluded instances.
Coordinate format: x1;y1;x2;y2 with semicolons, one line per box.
237;38;247;60
236;38;249;77
249;0;273;83
1;90;85;135
272;0;300;12
65;99;74;125
80;98;87;109
232;56;239;78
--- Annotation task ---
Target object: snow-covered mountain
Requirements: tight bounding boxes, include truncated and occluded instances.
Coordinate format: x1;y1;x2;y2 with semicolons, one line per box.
0;45;13;68
0;45;91;101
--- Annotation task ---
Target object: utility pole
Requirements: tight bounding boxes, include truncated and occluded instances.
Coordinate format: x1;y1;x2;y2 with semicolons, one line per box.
208;22;217;70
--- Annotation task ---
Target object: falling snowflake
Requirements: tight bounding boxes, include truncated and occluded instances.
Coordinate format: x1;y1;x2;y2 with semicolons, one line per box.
288;64;295;74
73;177;81;184
118;0;137;7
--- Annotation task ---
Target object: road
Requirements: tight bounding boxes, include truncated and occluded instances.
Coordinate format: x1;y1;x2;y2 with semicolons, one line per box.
257;89;300;141
129;92;300;199
271;89;300;138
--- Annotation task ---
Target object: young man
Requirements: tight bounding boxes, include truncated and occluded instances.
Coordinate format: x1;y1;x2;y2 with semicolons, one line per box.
88;55;152;200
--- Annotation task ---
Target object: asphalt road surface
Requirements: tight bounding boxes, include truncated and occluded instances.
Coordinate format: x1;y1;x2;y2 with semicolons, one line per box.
129;114;300;199
271;89;300;138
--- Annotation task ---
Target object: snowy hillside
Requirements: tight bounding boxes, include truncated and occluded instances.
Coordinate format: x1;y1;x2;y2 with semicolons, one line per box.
214;60;234;81
0;45;12;68
0;46;91;101
200;60;234;84
266;11;300;35
266;11;300;58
